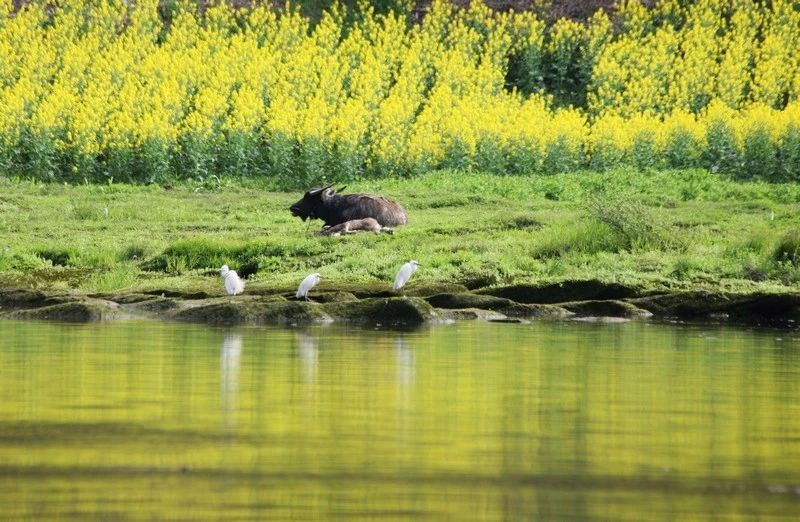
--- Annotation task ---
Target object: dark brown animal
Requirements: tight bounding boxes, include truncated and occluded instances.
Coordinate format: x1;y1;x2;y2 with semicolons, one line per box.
316;218;395;236
289;185;408;227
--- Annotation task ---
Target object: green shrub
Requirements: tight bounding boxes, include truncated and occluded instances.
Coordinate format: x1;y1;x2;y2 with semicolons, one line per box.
297;136;330;186
543;135;583;174
531;220;624;259
585;194;676;251
120;244;151;262
442;138;472;171
506;43;545;96
85;266;137;291
175;132;218;181
220;131;265;179
742;125;777;181
630;130;660;171
703;119;740;175
664;128;703;170
267;132;299;189
473;139;507;175
778;124;800;182
773;229;800;266
35;248;76;267
141;238;240;272
506;140;542;176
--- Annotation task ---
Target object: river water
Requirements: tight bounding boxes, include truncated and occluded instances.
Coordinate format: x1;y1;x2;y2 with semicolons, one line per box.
1;319;799;520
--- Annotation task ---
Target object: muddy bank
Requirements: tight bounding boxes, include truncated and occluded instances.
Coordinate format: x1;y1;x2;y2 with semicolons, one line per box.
1;281;799;327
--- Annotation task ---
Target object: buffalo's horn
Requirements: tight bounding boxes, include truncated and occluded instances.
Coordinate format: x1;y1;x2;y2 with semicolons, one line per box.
308;183;334;195
336;185;347;193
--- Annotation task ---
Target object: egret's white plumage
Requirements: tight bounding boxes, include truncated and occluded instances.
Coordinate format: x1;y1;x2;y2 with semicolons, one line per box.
296;273;322;299
220;265;245;301
393;260;420;291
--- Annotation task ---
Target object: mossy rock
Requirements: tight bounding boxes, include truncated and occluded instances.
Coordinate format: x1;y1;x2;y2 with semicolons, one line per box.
627;291;728;317
571;316;631;324
404;284;470;297
505;303;573;318
94;292;162;305
478;280;640;304
351;289;396;299
244;294;288;303
426;293;570;318
731;294;800;320
143;289;210;300
488;317;531;324
437;308;508;321
121;296;181;313
629;292;800;323
306;291;359;303
560;300;653;318
244;287;293;297
330;283;395;299
426;293;516;310
6;301;121;322
347;283;469;299
0;288;61;309
322;297;438;325
171;299;331;326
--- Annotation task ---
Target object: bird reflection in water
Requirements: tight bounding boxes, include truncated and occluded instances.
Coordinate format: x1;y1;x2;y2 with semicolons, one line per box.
296;332;318;384
395;336;415;412
221;332;243;428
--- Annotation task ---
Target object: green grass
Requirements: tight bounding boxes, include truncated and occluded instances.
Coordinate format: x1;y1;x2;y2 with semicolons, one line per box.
1;168;800;295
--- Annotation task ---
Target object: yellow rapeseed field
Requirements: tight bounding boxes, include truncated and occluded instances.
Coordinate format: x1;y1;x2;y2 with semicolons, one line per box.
1;0;799;185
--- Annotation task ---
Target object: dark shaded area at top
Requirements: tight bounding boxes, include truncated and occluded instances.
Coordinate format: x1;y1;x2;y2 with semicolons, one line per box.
11;1;638;22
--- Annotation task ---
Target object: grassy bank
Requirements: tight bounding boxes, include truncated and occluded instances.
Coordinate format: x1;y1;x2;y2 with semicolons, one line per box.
1;168;800;295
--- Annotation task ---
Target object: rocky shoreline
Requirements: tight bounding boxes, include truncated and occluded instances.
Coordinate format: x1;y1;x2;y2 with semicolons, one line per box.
1;280;800;328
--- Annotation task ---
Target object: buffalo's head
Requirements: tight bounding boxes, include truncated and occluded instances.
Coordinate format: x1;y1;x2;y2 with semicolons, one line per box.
289;184;346;221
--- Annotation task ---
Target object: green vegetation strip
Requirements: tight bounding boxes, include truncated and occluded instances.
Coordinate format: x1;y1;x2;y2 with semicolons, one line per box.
1;168;800;297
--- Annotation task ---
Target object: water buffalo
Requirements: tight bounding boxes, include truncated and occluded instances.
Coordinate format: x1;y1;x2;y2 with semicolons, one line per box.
289;185;407;227
316;217;395;236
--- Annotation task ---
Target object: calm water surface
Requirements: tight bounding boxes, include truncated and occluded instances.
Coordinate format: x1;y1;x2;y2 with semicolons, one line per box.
1;319;800;520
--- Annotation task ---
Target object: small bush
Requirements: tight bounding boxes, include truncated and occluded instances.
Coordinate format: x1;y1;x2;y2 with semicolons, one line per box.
120;244;151;261
543;136;583;174
219;131;265;179
35;248;76;267
442;139;472;171
473;139;507;175
71;202;107;221
141;238;240;272
778;124;800;182
703;119;740;175
85;267;137;292
142;237;330;274
773;230;800;266
630;131;660;171
12;252;53;271
664;128;703;170
297;137;330;186
585;194;676;251
532;220;623;258
502;139;542;176
742;125;777;181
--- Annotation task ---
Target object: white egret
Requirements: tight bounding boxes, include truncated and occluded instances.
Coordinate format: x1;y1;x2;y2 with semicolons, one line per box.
393;260;420;292
296;273;322;300
220;265;245;302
